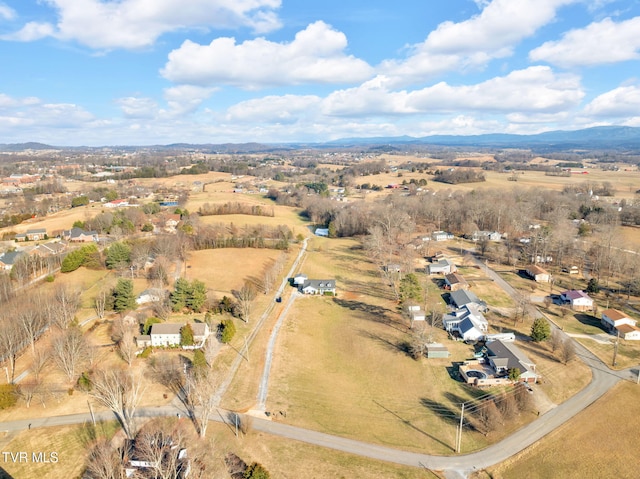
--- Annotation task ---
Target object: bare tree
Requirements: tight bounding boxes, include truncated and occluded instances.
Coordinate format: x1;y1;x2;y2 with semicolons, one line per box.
31;348;50;381
0;319;26;382
233;281;257;323
560;338;576;364
111;318;138;367
84;438;126;479
90;369;144;440
18;379;42;408
550;329;563;353
202;337;219;369
94;289;108;320
52;327;90;383
53;284;82;329
184;369;218;437
14;297;47;354
476;399;502;435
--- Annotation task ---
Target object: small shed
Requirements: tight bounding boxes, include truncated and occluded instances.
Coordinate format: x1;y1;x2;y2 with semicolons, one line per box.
426;343;450;359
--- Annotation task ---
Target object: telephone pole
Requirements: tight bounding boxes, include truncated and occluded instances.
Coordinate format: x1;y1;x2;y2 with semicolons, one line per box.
456;402;465;453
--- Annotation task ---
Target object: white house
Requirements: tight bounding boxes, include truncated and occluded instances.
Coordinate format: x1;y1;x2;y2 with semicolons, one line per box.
525;264;551;283
560;290;594;311
136;288;166;305
432;231;454;242
443;304;488;342
149;322;210;348
601;309;636;334
427;258;456;275
301;279;336;295
293;273;308;286
616;324;640;340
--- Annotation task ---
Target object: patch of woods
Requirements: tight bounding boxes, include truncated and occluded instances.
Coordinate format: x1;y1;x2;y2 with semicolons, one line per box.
198;201;275;217
463;383;534;436
190;223;293;250
433;168;486;184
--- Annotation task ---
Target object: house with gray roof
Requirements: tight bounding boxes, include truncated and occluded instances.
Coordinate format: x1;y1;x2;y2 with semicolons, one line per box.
427;258;456;275
301;279;336;295
62;227;98;242
149;322;210;348
449;289;487;312
486;340;539;383
0;250;25;270
443;304;488;342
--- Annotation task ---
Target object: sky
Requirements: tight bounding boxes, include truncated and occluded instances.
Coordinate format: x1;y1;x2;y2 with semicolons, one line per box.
1;0;640;146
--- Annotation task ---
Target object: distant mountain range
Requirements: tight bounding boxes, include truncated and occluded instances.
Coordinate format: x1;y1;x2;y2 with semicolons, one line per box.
327;126;640;149
2;126;640;152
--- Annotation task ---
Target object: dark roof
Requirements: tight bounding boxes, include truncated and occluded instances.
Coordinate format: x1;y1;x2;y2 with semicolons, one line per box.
0;250;24;265
450;289;485;309
303;279;336;289
487;340;536;372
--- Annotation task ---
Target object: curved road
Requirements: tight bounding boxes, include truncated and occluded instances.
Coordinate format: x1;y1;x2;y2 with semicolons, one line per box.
1;247;636;477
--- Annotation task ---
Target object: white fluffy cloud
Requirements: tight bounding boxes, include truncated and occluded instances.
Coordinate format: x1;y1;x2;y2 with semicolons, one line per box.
0;93;94;132
116;97;158;119
323;66;583;116
530;17;640;67
161;21;373;88
225;94;321;123
162;85;217;116
0;2;15;20
583;85;640;117
380;0;575;85
4;0;282;49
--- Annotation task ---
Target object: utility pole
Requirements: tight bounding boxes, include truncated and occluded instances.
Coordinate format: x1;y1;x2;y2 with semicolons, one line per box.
457;403;465;453
612;330;620;367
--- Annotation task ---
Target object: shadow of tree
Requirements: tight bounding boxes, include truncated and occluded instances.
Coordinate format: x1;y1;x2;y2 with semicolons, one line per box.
359;329;408;356
333;298;406;332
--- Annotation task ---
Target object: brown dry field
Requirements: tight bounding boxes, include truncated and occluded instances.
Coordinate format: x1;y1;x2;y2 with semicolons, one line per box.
186;246;298;297
252;237;582;455
486;381;640;479
352;154;640;201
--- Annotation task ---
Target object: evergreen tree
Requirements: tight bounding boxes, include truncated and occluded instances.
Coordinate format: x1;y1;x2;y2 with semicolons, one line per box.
171;278;191;311
113;279;136;312
399;273;423;303
187;279;207;312
530;317;551;342
219;319;236;344
180;324;194;346
105;242;132;269
586;278;600;294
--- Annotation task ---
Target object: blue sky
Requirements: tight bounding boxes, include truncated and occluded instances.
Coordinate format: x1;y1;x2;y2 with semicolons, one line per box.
1;0;640;146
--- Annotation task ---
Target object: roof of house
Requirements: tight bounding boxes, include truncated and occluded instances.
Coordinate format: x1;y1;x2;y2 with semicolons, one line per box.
602;309;629;321
192;323;208;337
302;279;336;289
450;289;484;308
445;272;468;285
426;343;448;352
526;264;549;275
26;228;47;234
65;226;98;238
616;324;639;334
150;323;183;335
487;340;536;373
0;250;24;265
561;290;592;301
